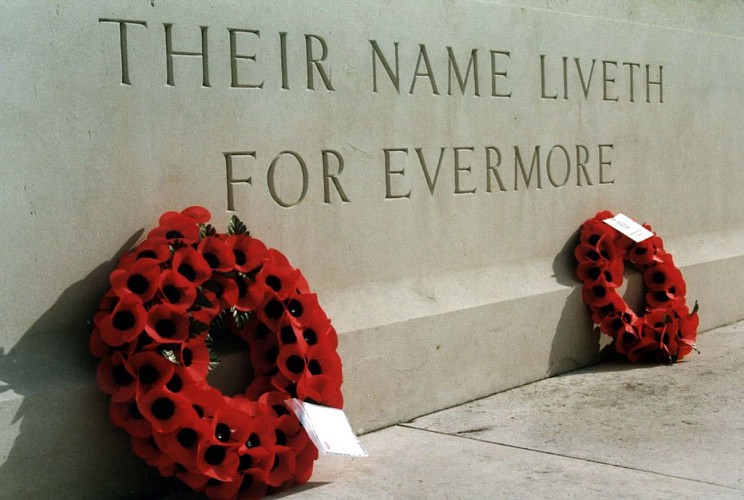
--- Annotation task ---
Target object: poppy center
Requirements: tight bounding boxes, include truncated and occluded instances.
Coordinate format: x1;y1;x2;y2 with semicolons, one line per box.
155;319;177;339
610;318;624;332
204;445;226;466
266;275;282;292
233;249;247;266
622;332;636;345
163;284;181;303
215;423;232;443
236;279;248;298
593;285;606;298
177;263;197;282
272;405;289;416
166;374;183;393
655;291;669;303
177;428;198;448
652;271;666;284
182;348;193;367
127;274;149;294
275;429;287;446
271;455;281;471
112;364;134;386
165;230;184;239
586;249;600;261
264;299;284;320
587;267;601;280
280;326;297;344
113;311;136;331
308;359;322;375
203;252;220;269
265;346;279;363
245;433;260;448
588;234;600;245
137;250;158;260
138;364;159;385
303;328;318;345
151;397;175;420
287;299;303;317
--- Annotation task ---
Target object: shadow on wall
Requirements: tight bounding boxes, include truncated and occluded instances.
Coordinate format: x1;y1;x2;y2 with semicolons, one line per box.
0;230;190;498
548;228;612;376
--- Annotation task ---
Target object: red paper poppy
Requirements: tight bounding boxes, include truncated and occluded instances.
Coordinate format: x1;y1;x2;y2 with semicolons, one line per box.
225;234;268;273
172;247;213;287
149;212;201;243
118;238;172;269
153;417;212;471
265;446;297;488
199;236;237;273
132;435;176;468
129;351;175;394
109;399;152;438
145;304;190;344
97;351;136;403
196;441;240;481
159;270;197;311
234;275;266;312
297;374;344;408
98;294;148;346
138;387;199;433
178;340;211;382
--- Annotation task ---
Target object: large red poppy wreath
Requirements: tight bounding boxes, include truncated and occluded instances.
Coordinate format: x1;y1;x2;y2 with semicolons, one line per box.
91;207;343;499
575;211;699;363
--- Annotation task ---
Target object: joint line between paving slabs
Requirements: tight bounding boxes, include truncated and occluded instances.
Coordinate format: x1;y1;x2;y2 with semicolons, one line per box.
397;424;743;492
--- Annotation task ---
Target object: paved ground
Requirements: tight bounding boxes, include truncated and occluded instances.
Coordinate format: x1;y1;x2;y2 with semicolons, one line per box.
282;321;744;499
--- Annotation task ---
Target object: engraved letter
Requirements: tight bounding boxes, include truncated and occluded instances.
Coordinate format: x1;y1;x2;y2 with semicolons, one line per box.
486;146;506;192
371;40;400;93
228;29;263;88
540;55;558;99
646;65;663;103
280;32;290;90
575;144;592;186
490;50;511;98
598;144;614;184
384;148;411;199
447;47;479;96
575;58;596;99
267;151;309;208
322;150;351;204
514;146;542;190
305;34;334;91
410;44;439;95
602;60;619;102
98;18;147;85
454;147;476;194
546;145;570;187
623;62;640;102
224;152;255;212
415;147;445;195
165;24;210;87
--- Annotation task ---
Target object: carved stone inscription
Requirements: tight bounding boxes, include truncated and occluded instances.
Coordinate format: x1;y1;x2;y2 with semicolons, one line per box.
99;19;664;209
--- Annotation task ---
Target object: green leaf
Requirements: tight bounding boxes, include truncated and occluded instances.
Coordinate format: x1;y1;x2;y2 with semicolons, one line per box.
692;300;699;315
193;292;214;309
158;347;180;366
199;223;217;239
201;280;222;294
190;320;209;336
232;307;251;331
662;314;672;324
227;215;249;236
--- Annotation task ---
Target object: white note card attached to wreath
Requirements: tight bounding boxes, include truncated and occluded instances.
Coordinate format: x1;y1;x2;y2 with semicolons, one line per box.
286;399;369;457
603;213;655;242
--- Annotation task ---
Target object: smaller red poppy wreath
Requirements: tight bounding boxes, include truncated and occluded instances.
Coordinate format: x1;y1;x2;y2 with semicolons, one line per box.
575;211;699;363
91;206;343;499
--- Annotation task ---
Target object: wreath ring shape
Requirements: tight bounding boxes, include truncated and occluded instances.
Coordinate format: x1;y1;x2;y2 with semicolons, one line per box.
91;207;343;499
575;211;699;363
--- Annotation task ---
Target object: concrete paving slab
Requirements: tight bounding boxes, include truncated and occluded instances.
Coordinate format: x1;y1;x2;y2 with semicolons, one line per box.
289;425;740;499
408;322;744;491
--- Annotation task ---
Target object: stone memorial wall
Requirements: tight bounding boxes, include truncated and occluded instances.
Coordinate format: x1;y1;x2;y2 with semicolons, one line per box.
2;1;744;496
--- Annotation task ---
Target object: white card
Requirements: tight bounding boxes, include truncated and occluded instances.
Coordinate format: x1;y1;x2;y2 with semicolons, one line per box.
285;399;368;457
603;213;654;242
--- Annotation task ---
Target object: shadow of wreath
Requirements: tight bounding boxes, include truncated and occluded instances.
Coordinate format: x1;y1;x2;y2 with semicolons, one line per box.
0;230;196;499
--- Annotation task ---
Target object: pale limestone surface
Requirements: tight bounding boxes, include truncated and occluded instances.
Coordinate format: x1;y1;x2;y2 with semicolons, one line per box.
1;1;744;497
289;323;744;499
